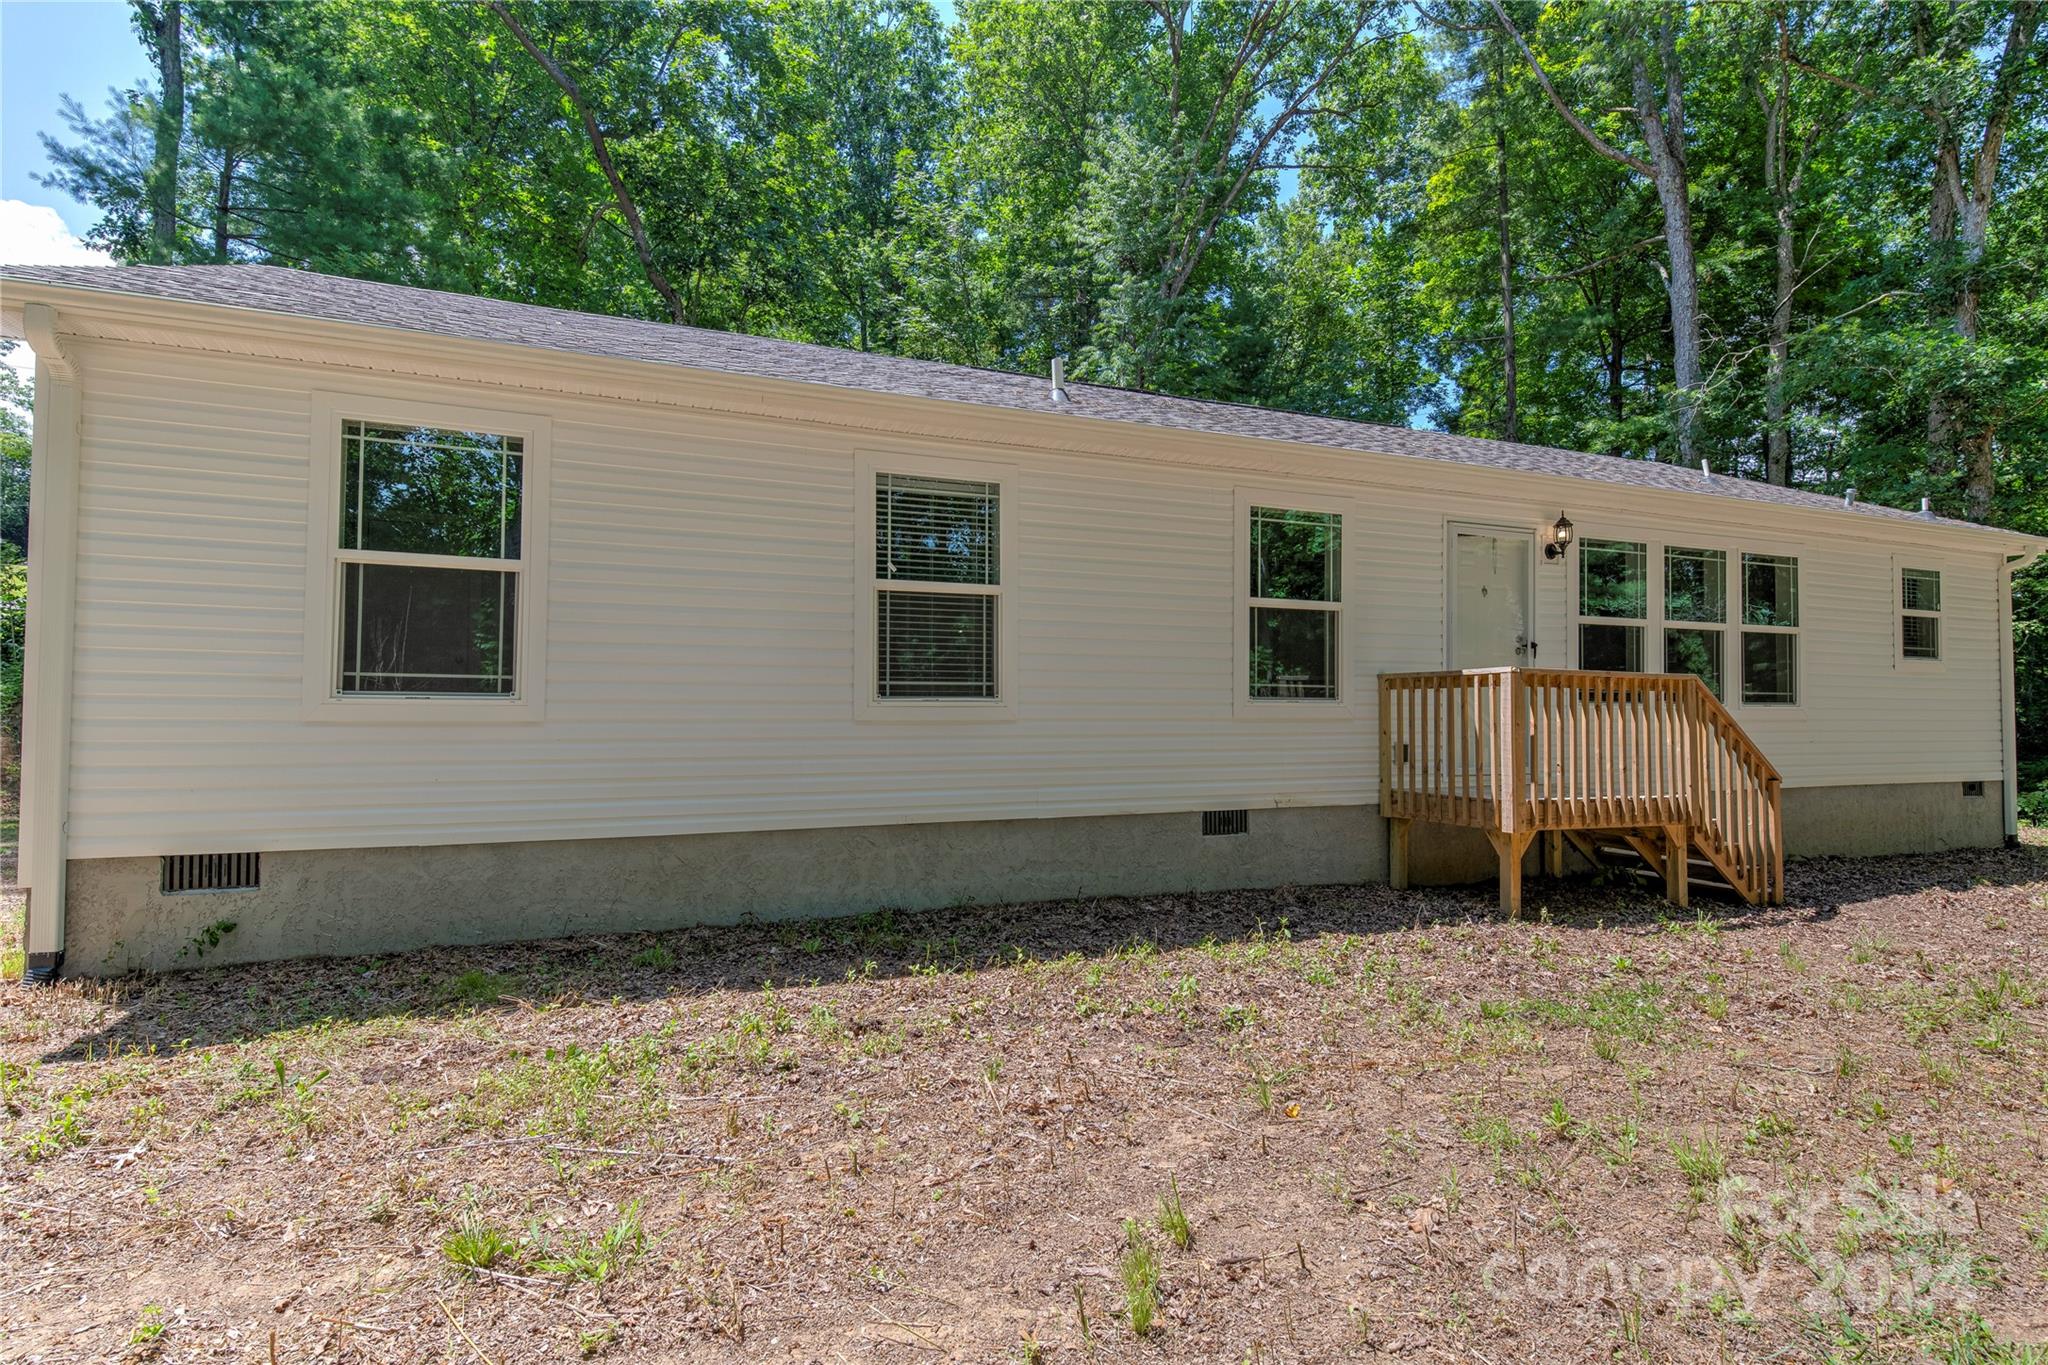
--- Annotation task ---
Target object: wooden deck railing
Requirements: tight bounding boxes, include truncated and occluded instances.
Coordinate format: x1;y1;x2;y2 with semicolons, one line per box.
1378;668;1783;909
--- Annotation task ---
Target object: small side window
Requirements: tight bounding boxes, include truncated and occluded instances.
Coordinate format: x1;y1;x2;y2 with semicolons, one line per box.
1247;505;1342;701
1900;567;1941;663
1739;553;1799;705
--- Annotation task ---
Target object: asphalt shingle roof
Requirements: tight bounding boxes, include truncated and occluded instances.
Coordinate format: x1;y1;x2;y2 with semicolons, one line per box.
0;263;2001;535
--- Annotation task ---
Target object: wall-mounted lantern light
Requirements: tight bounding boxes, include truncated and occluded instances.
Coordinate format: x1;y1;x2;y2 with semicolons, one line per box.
1542;512;1574;561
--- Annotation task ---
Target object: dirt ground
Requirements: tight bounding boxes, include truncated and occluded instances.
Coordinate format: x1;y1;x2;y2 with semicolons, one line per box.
3;836;2045;1364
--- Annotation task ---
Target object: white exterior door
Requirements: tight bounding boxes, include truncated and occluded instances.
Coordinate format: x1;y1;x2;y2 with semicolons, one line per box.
1450;527;1533;668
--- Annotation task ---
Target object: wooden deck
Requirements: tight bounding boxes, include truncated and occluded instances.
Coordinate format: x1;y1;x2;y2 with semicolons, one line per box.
1378;668;1784;915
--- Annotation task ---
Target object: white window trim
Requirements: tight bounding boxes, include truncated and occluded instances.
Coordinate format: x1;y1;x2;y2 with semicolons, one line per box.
1233;487;1357;718
1895;558;1945;671
301;391;552;724
853;449;1017;722
1566;533;1801;711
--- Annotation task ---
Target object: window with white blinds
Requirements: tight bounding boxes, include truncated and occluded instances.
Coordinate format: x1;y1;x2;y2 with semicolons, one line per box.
872;472;1002;700
1900;566;1941;663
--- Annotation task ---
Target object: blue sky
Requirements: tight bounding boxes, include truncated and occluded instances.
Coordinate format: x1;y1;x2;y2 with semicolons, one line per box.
3;0;152;239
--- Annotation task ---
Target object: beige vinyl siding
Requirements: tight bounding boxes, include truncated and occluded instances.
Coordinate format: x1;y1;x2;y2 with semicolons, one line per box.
60;339;2008;860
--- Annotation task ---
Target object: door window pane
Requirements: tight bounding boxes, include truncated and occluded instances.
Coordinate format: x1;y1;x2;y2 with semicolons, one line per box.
342;421;523;558
1665;628;1724;698
1665;547;1726;623
340;563;516;695
1250;607;1337;699
1741;632;1797;705
1579;539;1646;619
1742;554;1799;627
1579;623;1643;672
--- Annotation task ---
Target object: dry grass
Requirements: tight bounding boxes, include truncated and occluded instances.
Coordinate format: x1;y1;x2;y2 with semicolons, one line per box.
3;835;2046;1362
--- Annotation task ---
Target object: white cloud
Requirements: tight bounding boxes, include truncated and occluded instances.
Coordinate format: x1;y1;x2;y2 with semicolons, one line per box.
0;199;112;268
2;198;112;390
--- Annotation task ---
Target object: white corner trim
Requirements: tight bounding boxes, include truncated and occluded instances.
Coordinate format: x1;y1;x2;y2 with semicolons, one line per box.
19;309;82;960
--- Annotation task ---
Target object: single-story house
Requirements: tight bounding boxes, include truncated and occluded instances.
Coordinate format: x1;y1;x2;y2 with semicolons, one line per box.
3;264;2041;977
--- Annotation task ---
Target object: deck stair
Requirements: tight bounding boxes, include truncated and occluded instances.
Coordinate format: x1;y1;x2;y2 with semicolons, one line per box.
1378;668;1784;916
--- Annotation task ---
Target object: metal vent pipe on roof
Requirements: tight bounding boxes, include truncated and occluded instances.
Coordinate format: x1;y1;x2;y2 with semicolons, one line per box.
1050;356;1071;406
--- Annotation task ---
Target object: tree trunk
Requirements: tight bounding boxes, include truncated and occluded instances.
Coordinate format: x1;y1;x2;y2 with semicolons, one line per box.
138;0;183;264
1491;0;1700;465
1632;35;1699;466
1923;0;2039;517
1764;200;1794;485
487;1;689;326
1494;53;1517;443
213;150;236;262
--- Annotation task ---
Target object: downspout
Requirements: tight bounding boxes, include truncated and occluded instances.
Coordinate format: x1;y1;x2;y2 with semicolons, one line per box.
18;303;80;983
1999;543;2045;848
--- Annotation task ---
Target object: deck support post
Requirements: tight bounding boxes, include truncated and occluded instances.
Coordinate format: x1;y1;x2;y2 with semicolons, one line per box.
1486;829;1534;920
1542;830;1564;879
1388;818;1410;891
1662;824;1689;910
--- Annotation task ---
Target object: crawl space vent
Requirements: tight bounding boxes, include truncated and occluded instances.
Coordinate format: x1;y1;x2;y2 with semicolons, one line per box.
1962;781;1986;798
1202;809;1250;838
161;852;261;894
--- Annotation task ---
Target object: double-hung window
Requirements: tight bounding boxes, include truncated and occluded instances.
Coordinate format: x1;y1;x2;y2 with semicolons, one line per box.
862;461;1010;710
1576;538;1647;671
1899;566;1941;663
306;394;550;720
1740;553;1799;705
1662;546;1727;699
1244;502;1343;702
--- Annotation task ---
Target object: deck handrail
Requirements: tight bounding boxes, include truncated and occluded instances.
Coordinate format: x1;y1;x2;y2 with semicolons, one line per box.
1378;668;1783;905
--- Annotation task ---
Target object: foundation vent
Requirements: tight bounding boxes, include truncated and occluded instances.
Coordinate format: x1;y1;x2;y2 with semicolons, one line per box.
1962;781;1986;798
1202;809;1250;838
161;852;261;895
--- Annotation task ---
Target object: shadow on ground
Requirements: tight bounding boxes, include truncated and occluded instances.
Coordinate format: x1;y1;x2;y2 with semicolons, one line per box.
24;837;2046;1064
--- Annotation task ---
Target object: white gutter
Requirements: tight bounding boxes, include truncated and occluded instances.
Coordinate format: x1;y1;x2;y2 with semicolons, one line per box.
16;303;80;981
1999;542;2046;846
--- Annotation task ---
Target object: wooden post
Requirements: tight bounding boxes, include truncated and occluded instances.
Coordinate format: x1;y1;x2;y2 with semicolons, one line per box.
1377;678;1392;812
1663;823;1689;910
1543;829;1564;879
1488;829;1531;920
1499;669;1523;838
1767;777;1784;905
1389;817;1411;891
